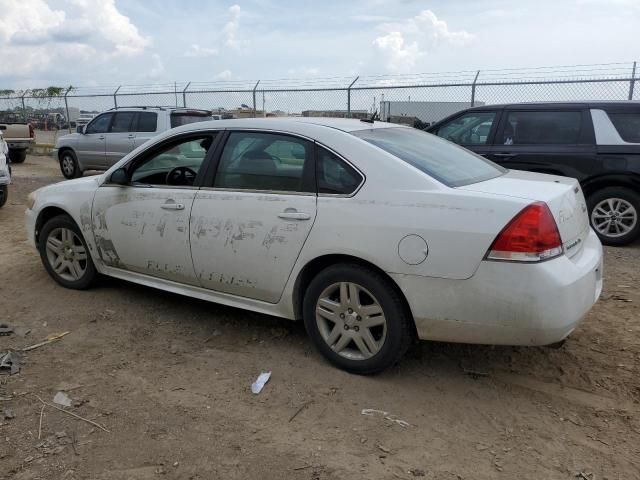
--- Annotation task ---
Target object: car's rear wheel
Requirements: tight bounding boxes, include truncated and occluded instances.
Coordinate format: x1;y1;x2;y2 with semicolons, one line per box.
0;185;7;208
38;215;96;289
9;149;26;164
588;187;640;246
303;264;413;374
59;150;81;179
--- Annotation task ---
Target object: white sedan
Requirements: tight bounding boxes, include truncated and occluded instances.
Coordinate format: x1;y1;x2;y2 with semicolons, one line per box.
25;118;603;373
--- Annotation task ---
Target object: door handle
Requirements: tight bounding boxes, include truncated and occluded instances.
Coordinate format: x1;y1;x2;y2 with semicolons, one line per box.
127;134;135;139
278;209;311;220
493;153;516;158
98;136;105;140
161;202;185;211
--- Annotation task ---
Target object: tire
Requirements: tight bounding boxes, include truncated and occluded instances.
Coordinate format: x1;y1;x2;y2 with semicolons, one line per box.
38;215;97;289
0;185;7;208
303;263;414;374
8;149;26;164
587;187;640;246
59;150;81;179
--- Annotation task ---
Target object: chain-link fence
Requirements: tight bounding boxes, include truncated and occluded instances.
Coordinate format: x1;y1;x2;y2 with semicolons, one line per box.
1;61;638;136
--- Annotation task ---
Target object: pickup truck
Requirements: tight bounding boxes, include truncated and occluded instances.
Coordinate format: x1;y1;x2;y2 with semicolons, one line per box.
0;122;35;164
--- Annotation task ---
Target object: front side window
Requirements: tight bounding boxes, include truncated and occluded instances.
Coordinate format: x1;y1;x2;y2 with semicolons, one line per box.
316;147;362;195
435;111;496;145
86;113;113;134
353;127;505;187
607;112;640;143
136;112;158;133
214;132;313;192
110;112;136;133
129;135;216;187
502;111;582;145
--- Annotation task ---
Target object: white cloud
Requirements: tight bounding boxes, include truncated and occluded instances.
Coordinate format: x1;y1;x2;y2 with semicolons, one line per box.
223;4;242;49
0;0;150;78
214;70;232;80
184;44;219;58
373;10;474;72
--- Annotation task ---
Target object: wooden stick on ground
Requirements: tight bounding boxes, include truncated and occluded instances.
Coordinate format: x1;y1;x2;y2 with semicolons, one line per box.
33;395;110;433
38;404;45;439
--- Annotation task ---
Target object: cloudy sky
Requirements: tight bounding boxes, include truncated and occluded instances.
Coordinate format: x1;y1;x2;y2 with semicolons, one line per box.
0;0;638;89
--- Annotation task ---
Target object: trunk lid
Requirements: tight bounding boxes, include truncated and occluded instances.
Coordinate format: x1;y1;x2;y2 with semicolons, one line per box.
458;170;590;257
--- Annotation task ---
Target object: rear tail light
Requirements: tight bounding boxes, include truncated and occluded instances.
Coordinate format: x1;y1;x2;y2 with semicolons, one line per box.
486;202;563;262
28;123;35;139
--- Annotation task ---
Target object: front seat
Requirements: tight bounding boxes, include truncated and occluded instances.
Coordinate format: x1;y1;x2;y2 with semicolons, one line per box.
234;150;279;190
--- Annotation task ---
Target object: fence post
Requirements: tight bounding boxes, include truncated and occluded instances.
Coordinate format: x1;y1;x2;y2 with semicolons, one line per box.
470;70;480;107
113;86;121;109
182;82;191;108
629;61;637;101
252;81;260;117
347;76;359;118
64;86;72;133
21;92;27;122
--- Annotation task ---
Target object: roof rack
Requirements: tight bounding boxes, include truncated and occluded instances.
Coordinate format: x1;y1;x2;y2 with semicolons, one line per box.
105;106;212;113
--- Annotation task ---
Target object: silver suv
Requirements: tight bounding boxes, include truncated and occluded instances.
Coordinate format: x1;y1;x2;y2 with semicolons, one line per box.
54;107;212;178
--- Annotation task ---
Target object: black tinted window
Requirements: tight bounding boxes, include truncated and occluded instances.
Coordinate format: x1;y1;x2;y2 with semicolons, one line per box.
353;127;505;187
170;112;211;128
215;132;312;192
86;113;113;134
110;112;135;133
435;111;496;145
607;112;640;143
136;112;158;132
317;147;362;195
503;111;582;145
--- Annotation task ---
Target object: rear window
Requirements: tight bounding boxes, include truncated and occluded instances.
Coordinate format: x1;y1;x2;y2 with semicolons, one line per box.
502;111;583;145
607;112;640;143
170;111;211;128
353;127;505;187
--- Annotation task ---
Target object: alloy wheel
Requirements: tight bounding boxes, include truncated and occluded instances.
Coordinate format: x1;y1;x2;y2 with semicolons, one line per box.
591;198;638;238
315;282;387;360
61;155;75;177
45;227;88;282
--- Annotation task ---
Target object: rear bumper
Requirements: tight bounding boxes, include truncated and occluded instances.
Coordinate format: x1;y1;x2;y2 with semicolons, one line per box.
6;140;33;150
391;228;603;346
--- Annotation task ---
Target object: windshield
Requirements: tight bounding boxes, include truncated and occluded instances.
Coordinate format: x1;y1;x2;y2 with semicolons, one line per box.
353;127;506;187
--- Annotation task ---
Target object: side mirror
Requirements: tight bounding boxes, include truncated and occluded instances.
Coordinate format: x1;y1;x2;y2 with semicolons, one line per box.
109;168;129;185
76;125;85;134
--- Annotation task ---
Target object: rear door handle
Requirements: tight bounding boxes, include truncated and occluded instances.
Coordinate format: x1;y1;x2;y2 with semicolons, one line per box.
278;209;311;220
493;153;516;158
161;201;185;211
127;134;135;139
98;136;105;140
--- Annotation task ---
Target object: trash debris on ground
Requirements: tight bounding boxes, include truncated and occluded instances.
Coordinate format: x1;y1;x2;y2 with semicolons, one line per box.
22;331;70;352
0;350;22;375
409;468;426;477
53;391;73;408
288;400;313;422
3;408;15;419
361;408;411;428
35;394;110;433
13;326;31;337
0;324;13;336
251;371;271;394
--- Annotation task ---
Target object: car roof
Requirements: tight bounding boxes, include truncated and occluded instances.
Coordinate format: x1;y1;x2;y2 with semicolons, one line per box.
172;117;404;134
464;100;640;110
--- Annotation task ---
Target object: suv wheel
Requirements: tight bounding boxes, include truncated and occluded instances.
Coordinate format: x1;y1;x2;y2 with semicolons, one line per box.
38;215;97;289
588;187;640;246
9;149;26;164
303;264;414;374
0;185;7;208
60;150;81;179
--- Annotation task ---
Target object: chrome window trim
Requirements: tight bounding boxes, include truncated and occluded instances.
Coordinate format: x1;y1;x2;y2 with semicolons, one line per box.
199;186;315;197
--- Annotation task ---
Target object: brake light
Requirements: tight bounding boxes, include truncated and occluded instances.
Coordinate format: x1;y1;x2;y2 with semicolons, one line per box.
28;123;35;139
486;202;563;262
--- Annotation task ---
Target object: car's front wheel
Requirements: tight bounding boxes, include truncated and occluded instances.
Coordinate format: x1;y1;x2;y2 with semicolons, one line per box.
59;150;81;179
303;264;414;374
38;215;97;289
8;149;26;164
588;187;640;246
0;185;7;208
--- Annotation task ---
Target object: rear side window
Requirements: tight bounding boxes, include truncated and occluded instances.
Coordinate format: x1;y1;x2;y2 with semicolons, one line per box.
170;112;211;128
110;112;135;133
607;112;640;143
353;127;505;187
214;131;313;192
502;111;582;145
136;112;158;132
316;147;362;195
434;111;496;145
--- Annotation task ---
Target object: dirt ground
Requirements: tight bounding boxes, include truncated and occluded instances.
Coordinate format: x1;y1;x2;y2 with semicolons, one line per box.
1;156;639;480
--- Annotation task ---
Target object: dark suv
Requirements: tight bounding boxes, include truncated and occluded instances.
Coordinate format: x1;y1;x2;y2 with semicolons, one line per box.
427;102;640;245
